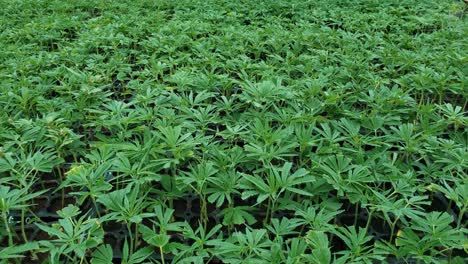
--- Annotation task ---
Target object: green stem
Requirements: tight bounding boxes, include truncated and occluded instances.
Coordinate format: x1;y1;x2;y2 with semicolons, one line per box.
127;223;134;255
134;222;139;249
27;208;47;224
159;246;165;264
456;205;466;229
79;254;85;264
299;146;304;168
168;196;174;210
2;210;13;246
80;230;93;264
446;199;453;214
329;218;338;245
353;203;359;226
299;223;307;236
227;201;234;235
264;199;271;224
56;166;65;208
91;196;101;218
201;195;208;230
169;164;177;220
364;210;374;234
21;209;28;243
389;219;398;243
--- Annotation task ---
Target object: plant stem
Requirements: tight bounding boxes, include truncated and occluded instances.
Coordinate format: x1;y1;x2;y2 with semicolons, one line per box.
56;166;65;208
456;205;466;229
227;201;234;235
127;223;134;255
364;209;374;234
446;199;452;214
270;199;277;223
2;210;13;246
21;208;28;243
299;223;307;236
353;203;359;226
264;199;271;224
91;196;101;218
169;164;177;221
201;195;208;230
27;208;46;224
389;219;398;243
159;246;165;264
134;222;139;249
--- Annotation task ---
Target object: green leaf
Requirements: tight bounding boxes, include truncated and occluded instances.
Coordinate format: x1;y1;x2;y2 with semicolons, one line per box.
0;242;39;259
128;247;153;264
305;231;331;264
91;245;113;264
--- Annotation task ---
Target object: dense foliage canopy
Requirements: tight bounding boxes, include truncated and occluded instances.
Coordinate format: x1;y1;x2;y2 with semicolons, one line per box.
0;0;467;263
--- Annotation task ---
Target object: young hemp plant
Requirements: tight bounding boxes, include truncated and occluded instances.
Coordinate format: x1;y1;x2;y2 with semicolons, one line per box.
0;184;46;247
97;183;154;255
36;204;104;264
139;205;184;264
176;161;218;229
238;162;314;223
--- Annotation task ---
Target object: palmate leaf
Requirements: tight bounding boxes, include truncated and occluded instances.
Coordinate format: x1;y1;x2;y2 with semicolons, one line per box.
96;187;128;213
0;184;48;211
394;228;433;259
275;162;315;197
227;228;271;258
91;244;113;264
408;212;465;249
333;226;373;254
175;223;225;262
0;242;39;259
239;79;293;108
96;184;154;223
36;222;69;240
434;180;468;209
286;238;308;262
0;150;63;174
318;155;354;196
36;206;104;259
305;231;331;264
121;239;153;264
238;172;271;204
62;162;113;205
332;226;379;264
244;141;298;163
206;171;240;207
266;218;302;237
239;173;270;193
295;205;344;230
185;223;223;243
239;162;314;204
177;161;218;194
25;151;64;172
0;153;17;173
140;225;170;247
220;206;257;226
